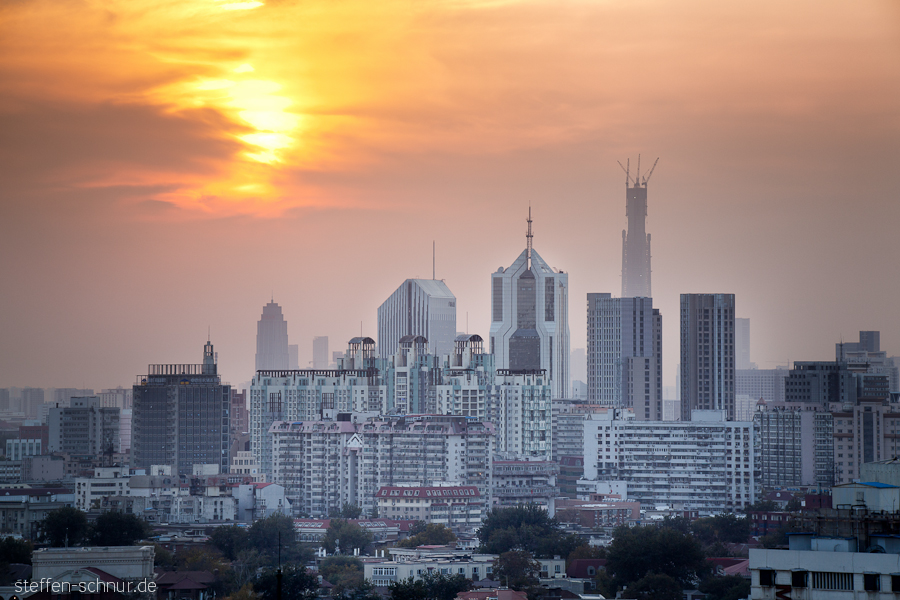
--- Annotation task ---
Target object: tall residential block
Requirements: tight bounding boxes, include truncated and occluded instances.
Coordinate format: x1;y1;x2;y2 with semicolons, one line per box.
680;294;736;420
48;397;120;456
378;279;456;357
489;209;569;399
312;336;329;369
586;294;662;419
132;340;230;475
256;300;290;371
735;317;752;370
620;157;656;298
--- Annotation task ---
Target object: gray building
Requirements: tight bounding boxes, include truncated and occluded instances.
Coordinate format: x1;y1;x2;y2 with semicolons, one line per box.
378;279;456;357
755;408;834;488
737;367;788;403
132;340;230;475
256;300;290;371
489;209;569;399
312;336;329;369
735;317;752;370
586;293;661;419
48;396;120;456
680;294;736;421
785;362;857;405
620;157;655;299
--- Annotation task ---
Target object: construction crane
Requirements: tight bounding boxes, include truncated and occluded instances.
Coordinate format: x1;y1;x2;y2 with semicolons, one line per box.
641;157;660;187
618;155;660;187
617;158;636;187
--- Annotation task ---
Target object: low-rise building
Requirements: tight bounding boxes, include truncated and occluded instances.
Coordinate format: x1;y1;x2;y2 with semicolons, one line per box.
0;486;75;539
236;482;290;521
376;485;484;531
491;457;558;511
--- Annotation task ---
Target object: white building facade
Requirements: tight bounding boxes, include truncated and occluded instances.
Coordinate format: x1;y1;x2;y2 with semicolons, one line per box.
378;279;457;358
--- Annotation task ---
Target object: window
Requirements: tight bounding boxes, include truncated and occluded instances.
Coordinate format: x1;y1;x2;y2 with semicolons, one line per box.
891;575;900;592
792;571;808;588
812;572;853;590
759;570;775;587
864;573;880;592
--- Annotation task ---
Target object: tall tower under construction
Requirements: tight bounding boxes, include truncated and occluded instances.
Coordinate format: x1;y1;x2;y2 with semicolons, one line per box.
620;156;657;298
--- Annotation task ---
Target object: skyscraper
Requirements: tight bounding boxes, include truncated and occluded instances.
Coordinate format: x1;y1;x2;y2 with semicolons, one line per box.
490;209;569;399
586;293;662;419
377;279;456;357
680;294;736;420
620;156;657;298
735;317;752;370
132;340;231;475
312;336;329;369
256;300;290;371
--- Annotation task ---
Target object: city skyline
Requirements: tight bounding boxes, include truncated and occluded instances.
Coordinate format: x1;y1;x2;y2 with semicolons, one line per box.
1;0;899;389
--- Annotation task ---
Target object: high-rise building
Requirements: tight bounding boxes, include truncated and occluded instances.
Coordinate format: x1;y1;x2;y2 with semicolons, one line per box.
620;157;656;298
586;293;662;419
48;397;120;457
735;318;752;370
132;340;231;475
736;367;788;404
256;301;290;371
21;388;45;420
680;294;736;421
312;336;329;369
377;279;456;357
489;209;569;399
288;344;299;370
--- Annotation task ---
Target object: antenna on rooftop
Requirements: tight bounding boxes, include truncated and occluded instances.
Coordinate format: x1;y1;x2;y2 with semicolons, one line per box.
526;206;533;270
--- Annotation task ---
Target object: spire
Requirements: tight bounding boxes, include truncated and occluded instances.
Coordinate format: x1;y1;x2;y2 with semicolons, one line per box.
526;206;533;270
202;339;216;375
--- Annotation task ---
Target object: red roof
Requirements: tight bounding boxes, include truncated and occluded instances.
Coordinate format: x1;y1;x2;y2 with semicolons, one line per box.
566;559;606;579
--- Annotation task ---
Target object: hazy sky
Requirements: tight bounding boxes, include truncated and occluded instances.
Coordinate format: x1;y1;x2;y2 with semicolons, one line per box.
1;0;899;391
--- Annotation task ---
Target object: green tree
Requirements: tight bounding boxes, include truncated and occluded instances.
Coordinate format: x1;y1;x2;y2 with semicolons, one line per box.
248;514;296;557
322;519;374;555
176;547;238;596
338;503;363;519
39;507;89;547
152;543;175;570
0;536;32;564
91;512;152;546
210;524;251;561
320;555;365;594
606;524;708;590
388;577;427;600
492;550;541;590
566;543;606;564
388;572;470;600
627;573;683;600
224;583;259;600
397;523;456;548
742;499;778;513
477;504;580;558
699;575;751;600
255;565;318;600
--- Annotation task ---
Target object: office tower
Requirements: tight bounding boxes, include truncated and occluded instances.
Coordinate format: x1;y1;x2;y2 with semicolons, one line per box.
736;367;788;403
836;331;898;392
21;388;45;419
0;389;9;412
619;156;657;298
838;330;881;355
98;387;132;409
53;388;94;405
489;209;570;399
312;336;329;369
784;362;857;405
255;300;290;371
680;294;736;420
735;318;752;370
132;340;231;475
378;279;456;357
288;344;299;370
586;294;662;419
48;397;120;456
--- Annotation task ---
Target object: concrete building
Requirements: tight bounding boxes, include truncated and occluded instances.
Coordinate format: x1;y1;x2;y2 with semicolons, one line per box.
489;371;552;457
378;279;457;358
256;300;291;371
736;367;788;404
375;485;484;530
785;361;858;405
32;545;155;580
735;317;752;370
831;394;900;485
620;157;654;299
491;457;558;511
270;415;494;518
755;407;834;488
6;437;42;461
586;293;661;419
0;487;75;539
98;387;132;409
680;294;736;421
48;397;120;457
489;209;569;399
132;340;231;475
236;482;290;521
22;387;45;419
584;409;758;514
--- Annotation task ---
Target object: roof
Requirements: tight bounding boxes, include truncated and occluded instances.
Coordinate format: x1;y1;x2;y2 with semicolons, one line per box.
408;278;455;299
457;591;528;600
156;571;217;587
83;567;122;583
567;558;606;578
377;486;480;498
835;482;899;489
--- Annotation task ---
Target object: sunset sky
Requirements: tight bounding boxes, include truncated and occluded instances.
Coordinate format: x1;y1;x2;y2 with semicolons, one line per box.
1;0;899;391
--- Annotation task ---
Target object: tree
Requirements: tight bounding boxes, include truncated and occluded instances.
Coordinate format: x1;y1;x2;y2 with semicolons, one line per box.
224;583;259;600
210;525;250;561
605;525;708;590
91;512;152;546
39;507;89;547
627;573;683;600
255;565;318;600
248;514;296;557
477;504;580;558
176;547;238;596
0;536;32;564
152;543;175;570
742;499;778;514
320;555;365;595
388;572;470;600
322;519;374;555
338;503;363;519
492;550;541;590
396;523;456;548
566;543;606;564
699;575;751;600
785;496;803;512
388;577;427;600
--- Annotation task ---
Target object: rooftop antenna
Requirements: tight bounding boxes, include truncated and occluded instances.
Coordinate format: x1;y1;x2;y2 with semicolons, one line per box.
433;241;435;280
526;206;533;270
208;326;210;342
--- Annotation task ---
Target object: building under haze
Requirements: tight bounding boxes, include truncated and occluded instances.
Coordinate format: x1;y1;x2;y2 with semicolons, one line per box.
735;318;752;370
256;300;291;371
132;340;231;475
377;279;456;357
680;294;736;421
489;209;570;399
312;336;329;369
586;293;662;419
48;397;120;457
620;157;656;299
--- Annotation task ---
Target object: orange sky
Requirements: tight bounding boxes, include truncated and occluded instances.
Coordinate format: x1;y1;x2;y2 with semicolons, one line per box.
1;0;899;389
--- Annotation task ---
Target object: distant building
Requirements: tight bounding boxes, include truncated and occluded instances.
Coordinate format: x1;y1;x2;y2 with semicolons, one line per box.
680;294;736;421
620;157;655;299
586;293;661;419
378;279;457;357
98;386;132;409
735;318;753;370
736;367;788;404
313;336;329;369
256;300;291;371
489;210;569;399
48;397;120;457
755;407;834;488
21;388;45;419
132;340;230;475
492;457;558;510
376;485;484;530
